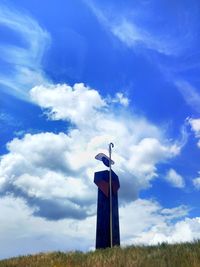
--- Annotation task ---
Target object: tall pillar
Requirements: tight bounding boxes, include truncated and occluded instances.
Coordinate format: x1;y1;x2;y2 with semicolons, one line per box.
94;169;120;249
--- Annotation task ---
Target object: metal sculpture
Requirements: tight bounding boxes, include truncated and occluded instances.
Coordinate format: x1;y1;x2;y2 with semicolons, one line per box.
94;143;120;249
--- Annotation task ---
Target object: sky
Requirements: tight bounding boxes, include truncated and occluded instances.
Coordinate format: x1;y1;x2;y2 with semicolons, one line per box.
1;0;200;260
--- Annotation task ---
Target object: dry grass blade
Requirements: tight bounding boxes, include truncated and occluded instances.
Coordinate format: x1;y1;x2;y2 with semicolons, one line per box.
1;241;200;267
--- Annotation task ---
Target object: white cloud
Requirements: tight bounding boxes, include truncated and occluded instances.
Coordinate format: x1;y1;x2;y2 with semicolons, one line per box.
85;1;184;56
175;81;200;114
0;4;50;100
111;19;176;56
111;92;129;107
188;118;200;137
193;174;200;190
126;138;180;179
0;196;195;259
0;82;183;220
132;218;197;245
187;117;200;148
111;19;148;47
0;112;20;129
120;199;197;246
0;196;96;259
30;83;106;125
0;132;97;219
165;168;185;188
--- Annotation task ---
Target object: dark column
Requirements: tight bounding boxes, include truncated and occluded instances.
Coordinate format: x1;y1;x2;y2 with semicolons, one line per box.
94;170;120;249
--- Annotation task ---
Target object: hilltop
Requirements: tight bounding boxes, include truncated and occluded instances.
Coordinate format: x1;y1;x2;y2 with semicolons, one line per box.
1;241;200;267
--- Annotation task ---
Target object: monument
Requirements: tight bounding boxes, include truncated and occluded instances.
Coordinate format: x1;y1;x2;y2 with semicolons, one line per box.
94;143;120;249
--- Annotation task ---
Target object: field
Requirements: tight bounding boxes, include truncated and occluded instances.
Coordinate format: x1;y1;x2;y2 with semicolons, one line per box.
1;241;200;267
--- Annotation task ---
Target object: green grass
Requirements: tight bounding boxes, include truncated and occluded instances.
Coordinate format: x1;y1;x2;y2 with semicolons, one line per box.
1;241;200;267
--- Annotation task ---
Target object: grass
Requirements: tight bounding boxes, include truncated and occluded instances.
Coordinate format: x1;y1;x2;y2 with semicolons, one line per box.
1;241;200;267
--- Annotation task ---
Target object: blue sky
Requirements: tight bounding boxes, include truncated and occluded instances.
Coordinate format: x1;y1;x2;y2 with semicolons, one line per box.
1;0;200;259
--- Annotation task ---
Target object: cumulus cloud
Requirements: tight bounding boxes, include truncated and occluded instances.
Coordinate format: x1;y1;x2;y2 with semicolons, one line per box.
0;4;50;99
0;83;183;220
189;118;200;136
111;92;129;107
120;199;192;246
133;217;200;245
0;196;96;259
30;83;106;125
0;132;96;220
0;196;195;259
165;169;185;188
188;117;200;148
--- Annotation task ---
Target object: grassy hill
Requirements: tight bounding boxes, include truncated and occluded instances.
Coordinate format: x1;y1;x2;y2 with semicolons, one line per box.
1;241;200;267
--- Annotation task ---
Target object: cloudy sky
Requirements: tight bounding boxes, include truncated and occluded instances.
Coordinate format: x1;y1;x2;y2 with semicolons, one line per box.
1;0;200;260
